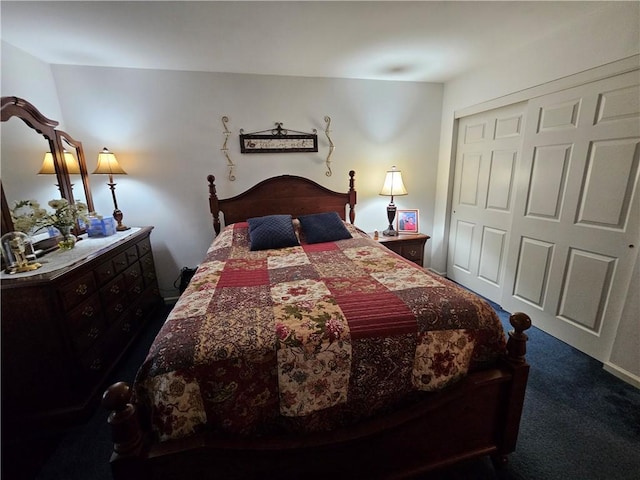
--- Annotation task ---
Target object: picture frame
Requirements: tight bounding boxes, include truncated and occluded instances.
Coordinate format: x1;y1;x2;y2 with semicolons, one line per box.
397;209;419;234
239;122;318;154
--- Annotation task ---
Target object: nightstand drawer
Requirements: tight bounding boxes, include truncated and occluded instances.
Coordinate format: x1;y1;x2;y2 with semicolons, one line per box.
372;233;430;267
397;241;424;264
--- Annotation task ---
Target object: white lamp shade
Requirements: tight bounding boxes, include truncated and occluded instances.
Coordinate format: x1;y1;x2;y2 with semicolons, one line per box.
39;151;81;175
379;166;408;197
93;147;127;175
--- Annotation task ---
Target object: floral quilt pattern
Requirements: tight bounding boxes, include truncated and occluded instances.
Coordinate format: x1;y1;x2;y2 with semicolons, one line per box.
134;222;506;442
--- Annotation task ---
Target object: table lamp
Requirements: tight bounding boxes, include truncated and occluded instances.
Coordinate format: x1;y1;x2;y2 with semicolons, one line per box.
93;147;130;231
39;151;81;193
379;165;408;236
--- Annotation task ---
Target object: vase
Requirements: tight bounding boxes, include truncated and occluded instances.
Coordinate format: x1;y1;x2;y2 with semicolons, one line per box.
58;226;77;250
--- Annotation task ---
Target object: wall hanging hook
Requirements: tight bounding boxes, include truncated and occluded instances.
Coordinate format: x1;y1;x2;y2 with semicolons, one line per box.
324;116;334;177
221;116;236;181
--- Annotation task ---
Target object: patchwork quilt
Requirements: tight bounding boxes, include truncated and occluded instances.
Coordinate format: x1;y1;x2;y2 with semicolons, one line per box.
134;222;506;442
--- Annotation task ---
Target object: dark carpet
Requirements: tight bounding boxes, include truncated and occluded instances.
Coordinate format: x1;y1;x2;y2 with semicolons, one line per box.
4;301;639;480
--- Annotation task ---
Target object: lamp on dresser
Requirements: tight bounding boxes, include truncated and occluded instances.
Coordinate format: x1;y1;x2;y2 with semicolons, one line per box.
379;165;408;236
93;147;130;231
39;150;81;191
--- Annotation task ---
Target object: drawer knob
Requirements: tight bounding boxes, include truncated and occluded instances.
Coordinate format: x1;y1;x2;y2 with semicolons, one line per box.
135;308;144;318
76;284;88;296
115;303;124;313
122;322;131;333
90;358;103;371
82;306;95;318
88;327;100;339
409;249;417;256
132;286;142;294
110;284;121;294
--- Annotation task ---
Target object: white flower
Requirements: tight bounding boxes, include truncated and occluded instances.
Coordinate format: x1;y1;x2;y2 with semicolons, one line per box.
11;198;90;234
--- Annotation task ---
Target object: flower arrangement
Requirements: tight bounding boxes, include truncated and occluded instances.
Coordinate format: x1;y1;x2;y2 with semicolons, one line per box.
11;198;90;239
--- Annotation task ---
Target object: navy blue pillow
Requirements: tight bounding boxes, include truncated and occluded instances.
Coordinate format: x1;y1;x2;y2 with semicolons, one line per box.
298;211;352;244
247;214;299;251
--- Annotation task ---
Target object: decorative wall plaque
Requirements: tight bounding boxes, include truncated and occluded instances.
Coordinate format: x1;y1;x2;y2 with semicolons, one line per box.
239;122;318;153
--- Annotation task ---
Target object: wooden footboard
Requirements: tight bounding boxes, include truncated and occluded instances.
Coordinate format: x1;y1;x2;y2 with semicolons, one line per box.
103;312;531;480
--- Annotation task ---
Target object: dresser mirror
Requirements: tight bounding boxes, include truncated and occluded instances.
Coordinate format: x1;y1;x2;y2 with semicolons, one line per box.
1;96;94;234
56;128;95;214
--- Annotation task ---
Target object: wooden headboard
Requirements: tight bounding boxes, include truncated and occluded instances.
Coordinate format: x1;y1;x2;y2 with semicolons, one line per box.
208;171;356;234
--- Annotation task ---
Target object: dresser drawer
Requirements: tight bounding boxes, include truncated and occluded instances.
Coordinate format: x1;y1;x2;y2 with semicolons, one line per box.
100;275;127;306
140;253;158;286
125;245;139;265
59;272;97;311
137;237;152;257
77;338;110;378
95;255;122;284
130;287;162;328
103;295;129;324
127;276;145;301
112;251;129;274
123;262;142;286
67;296;107;354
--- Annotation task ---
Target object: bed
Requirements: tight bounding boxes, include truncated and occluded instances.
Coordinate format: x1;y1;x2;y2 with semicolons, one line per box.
103;171;531;480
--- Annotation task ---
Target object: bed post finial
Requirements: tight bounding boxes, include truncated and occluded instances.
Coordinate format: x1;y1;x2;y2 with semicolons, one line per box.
348;170;356;224
102;382;143;455
506;312;531;364
208;174;221;235
103;382;148;478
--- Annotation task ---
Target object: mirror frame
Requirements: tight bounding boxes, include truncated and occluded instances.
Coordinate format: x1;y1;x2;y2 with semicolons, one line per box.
1;96;94;234
56;129;95;213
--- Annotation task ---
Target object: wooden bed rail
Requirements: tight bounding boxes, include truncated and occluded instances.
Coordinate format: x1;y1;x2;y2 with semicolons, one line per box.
102;311;532;479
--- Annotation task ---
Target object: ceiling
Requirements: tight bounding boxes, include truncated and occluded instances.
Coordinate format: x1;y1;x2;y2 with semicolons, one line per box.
1;1;618;83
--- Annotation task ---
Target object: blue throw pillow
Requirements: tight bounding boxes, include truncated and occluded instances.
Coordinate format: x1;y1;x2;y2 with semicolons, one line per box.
247;214;299;251
298;211;352;244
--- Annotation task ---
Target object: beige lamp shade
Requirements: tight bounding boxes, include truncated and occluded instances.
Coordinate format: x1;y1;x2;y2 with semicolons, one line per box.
39;151;81;175
93;147;127;175
379;166;408;197
93;147;130;232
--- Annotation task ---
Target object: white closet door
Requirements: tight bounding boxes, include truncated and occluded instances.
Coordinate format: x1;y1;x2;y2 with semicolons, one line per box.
501;71;640;361
447;102;526;302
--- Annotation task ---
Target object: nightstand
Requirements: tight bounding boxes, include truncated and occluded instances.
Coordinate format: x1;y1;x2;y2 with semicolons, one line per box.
370;232;430;267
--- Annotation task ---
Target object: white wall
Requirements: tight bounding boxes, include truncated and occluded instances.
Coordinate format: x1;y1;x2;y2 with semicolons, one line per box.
1;59;442;299
606;255;640;387
1;42;68;206
1;42;63;120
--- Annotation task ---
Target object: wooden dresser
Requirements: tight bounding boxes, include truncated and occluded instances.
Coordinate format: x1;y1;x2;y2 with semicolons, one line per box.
1;227;161;438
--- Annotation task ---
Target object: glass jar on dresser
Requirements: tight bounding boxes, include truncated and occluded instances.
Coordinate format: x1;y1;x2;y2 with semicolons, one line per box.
1;226;161;438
